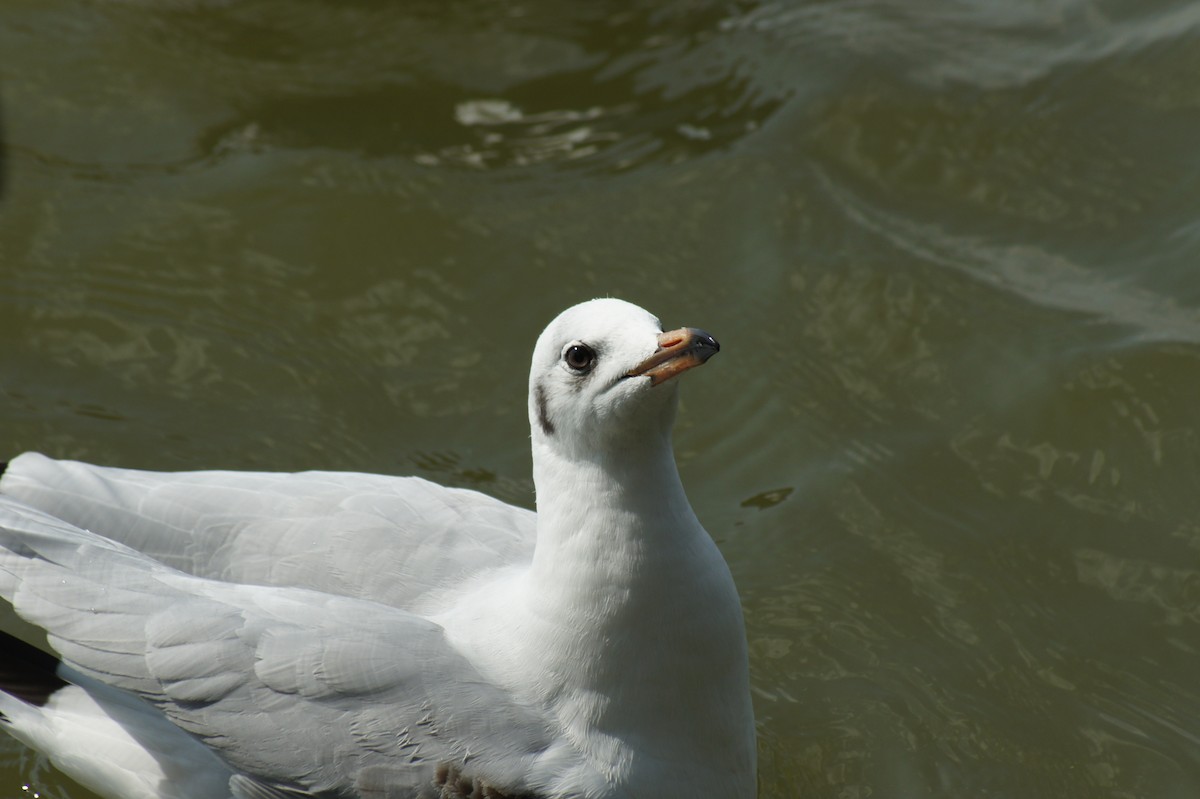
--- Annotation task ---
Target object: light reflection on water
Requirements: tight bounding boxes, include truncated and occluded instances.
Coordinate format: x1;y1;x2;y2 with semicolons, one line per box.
2;0;1200;797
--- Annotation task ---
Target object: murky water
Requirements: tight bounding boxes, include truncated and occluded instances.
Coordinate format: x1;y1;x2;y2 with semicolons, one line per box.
3;1;1200;797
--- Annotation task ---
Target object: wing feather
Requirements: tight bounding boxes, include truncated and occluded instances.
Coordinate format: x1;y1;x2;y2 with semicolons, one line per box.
0;453;536;610
0;497;552;797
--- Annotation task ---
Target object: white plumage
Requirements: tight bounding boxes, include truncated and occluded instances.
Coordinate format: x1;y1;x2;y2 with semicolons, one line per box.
0;298;756;799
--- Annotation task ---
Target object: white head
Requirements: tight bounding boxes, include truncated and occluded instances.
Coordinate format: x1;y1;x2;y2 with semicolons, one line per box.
527;298;720;461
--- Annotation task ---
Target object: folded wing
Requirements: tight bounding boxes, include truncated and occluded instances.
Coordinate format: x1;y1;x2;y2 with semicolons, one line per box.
1;453;536;610
0;498;553;798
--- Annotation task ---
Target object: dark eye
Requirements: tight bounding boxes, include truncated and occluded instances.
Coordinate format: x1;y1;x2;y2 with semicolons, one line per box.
564;344;597;372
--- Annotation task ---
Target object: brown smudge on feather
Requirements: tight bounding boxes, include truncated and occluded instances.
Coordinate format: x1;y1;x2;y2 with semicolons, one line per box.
435;762;540;799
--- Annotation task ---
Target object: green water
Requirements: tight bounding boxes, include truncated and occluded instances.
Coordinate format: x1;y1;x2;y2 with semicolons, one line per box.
3;1;1200;797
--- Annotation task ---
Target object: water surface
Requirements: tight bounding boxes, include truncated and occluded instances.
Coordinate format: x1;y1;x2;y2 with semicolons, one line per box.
3;1;1200;797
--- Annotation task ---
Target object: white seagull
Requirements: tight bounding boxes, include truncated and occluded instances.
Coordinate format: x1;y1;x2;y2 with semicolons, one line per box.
0;298;756;799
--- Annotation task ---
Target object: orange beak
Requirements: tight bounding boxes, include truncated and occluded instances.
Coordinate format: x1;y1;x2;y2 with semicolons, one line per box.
626;327;720;387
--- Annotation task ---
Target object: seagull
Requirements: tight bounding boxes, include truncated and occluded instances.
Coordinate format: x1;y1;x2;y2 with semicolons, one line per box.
0;298;756;799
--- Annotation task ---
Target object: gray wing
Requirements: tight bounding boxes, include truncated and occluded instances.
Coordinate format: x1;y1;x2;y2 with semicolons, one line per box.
0;498;553;799
0;453;536;610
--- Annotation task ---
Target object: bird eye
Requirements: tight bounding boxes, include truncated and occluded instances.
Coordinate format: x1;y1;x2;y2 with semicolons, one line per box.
564;344;597;373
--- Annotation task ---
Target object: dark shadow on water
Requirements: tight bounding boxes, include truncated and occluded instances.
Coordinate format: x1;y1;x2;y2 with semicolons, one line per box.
741;487;794;511
0;99;7;201
188;4;787;175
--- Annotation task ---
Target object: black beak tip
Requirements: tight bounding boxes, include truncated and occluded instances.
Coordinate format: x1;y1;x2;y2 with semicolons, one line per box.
688;328;720;362
693;328;719;353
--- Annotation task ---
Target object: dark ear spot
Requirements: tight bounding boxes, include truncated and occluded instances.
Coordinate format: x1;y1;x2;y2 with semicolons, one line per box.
534;383;554;436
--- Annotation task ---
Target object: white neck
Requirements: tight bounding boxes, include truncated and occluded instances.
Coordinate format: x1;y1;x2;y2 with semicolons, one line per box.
438;423;756;795
515;430;756;793
529;429;696;589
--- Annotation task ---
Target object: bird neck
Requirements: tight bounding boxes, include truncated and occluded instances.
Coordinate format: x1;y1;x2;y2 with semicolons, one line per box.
519;433;756;793
529;432;698;587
